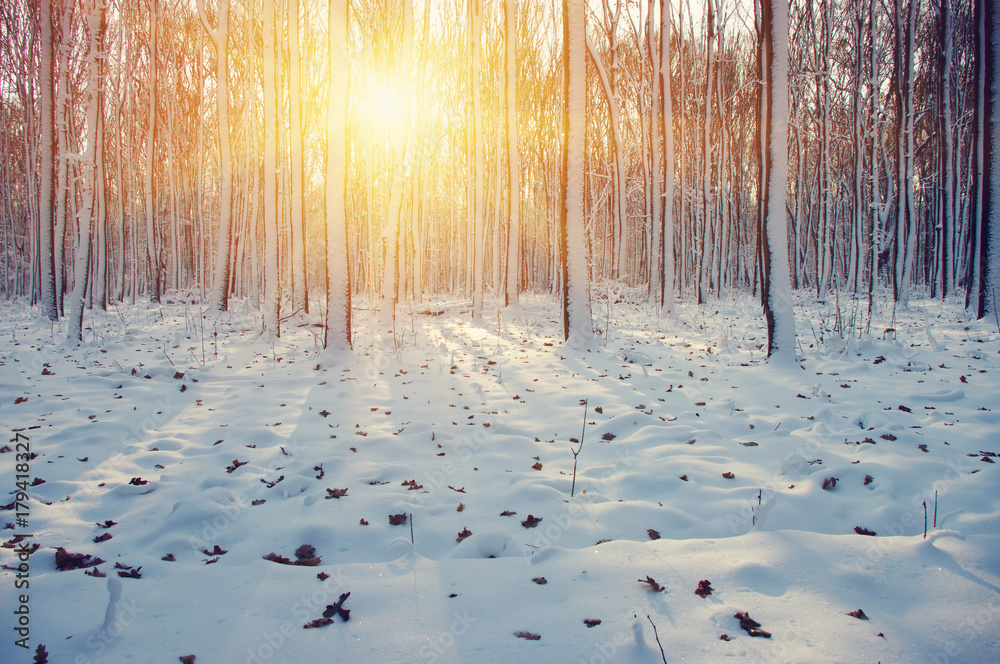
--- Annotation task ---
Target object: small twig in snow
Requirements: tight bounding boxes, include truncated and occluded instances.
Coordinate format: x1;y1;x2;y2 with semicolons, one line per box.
570;399;588;498
646;615;668;664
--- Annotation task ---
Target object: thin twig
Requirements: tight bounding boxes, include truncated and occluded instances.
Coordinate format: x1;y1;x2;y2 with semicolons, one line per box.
570;399;588;497
646;614;668;664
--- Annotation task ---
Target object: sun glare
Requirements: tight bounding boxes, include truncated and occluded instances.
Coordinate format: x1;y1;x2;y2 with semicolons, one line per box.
362;81;406;128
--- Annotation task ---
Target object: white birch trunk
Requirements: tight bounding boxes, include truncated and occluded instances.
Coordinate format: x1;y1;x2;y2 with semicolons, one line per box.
197;0;233;313
763;0;796;358
144;0;160;303
382;0;414;330
261;0;279;337
505;0;520;309
562;0;592;344
325;0;351;351
69;0;105;344
471;0;485;319
288;0;307;314
660;0;675;314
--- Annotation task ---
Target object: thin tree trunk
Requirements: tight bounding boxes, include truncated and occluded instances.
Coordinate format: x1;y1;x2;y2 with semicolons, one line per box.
38;0;58;319
288;0;307;314
325;0;351;350
262;0;279;337
505;0;520;309
562;0;591;343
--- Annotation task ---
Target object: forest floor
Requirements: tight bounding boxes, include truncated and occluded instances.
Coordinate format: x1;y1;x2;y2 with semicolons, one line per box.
1;290;999;664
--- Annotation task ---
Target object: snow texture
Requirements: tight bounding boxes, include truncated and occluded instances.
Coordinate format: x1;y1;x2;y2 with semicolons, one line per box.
1;293;999;663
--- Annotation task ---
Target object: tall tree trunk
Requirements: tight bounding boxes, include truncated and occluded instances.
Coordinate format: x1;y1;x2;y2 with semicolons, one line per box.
505;0;520;309
69;0;106;344
562;0;592;343
288;0;307;314
940;0;955;298
325;0;351;350
197;0;233;312
761;0;796;358
38;0;58;319
471;0;485;319
969;0;997;317
383;0;414;329
647;1;662;306
659;0;675;314
262;0;279;337
144;0;160;303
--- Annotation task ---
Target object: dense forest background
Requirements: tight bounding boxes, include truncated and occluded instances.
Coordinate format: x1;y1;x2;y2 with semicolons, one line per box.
0;0;996;348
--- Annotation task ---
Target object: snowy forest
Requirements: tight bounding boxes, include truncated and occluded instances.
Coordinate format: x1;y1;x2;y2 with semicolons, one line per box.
4;2;1000;663
1;0;998;347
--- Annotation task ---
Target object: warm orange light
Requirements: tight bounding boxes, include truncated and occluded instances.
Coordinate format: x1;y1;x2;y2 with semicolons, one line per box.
361;80;406;130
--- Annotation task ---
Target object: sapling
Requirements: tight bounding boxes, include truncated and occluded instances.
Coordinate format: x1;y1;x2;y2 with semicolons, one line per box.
646;615;668;664
570;399;588;497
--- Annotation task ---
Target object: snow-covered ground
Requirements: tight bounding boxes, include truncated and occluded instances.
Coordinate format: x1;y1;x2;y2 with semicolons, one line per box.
2;292;998;664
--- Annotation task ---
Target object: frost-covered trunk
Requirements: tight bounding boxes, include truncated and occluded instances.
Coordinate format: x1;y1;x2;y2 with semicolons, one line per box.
383;0;413;329
699;0;716;304
676;8;686;299
848;8;864;292
761;0;795;358
261;0;279;338
470;0;485;319
410;0;433;305
659;0;675;314
69;0;106;344
892;0;918;305
939;0;955;298
504;0;520;309
988;0;1000;317
585;29;625;282
144;0;160;303
54;4;73;315
288;0;307;314
647;2;662;307
38;0;58;319
561;0;592;344
969;0;998;318
325;0;351;351
818;0;833;296
197;0;233;312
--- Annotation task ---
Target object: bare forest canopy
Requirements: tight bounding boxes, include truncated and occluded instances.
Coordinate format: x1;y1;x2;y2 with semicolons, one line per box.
0;0;995;347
